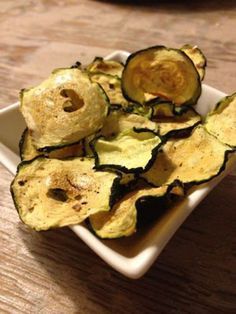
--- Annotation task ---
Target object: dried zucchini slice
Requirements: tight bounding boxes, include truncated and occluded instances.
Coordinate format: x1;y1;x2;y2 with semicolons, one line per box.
100;110;158;138
20;68;109;150
87;57;124;77
142;125;232;186
93;129;162;173
181;44;207;81
151;107;201;137
19;129;84;161
90;182;184;239
89;73;129;108
11;157;120;231
122;45;201;106
89;185;169;238
205;93;236;148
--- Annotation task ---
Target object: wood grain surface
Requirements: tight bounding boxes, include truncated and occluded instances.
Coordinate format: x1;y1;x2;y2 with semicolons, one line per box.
0;0;236;313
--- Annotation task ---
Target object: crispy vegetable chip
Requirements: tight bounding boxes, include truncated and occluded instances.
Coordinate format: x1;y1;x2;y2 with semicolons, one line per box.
205;93;236;148
142;125;232;186
122;45;201;106
93;129;162;173
11;157;120;231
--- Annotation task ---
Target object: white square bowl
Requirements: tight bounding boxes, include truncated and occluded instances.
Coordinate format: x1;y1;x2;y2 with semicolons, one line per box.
0;50;235;279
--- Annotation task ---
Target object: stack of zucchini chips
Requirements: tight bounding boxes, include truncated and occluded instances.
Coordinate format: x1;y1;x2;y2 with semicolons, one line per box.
11;45;236;238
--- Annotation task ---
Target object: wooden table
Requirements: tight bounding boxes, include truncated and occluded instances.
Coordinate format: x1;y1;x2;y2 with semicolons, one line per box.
0;1;235;313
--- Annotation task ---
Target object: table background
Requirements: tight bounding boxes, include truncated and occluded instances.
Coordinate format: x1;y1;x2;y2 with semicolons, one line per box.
0;1;235;313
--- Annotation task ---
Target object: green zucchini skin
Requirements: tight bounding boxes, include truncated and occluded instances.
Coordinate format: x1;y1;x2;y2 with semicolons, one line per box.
121;45;201;107
91;128;165;174
19;128;28;160
70;61;82;69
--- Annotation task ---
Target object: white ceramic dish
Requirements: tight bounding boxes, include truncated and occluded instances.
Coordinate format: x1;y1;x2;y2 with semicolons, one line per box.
0;50;235;279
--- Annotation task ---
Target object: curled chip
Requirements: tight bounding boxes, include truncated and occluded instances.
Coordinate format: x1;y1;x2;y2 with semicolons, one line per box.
89;185;168;238
11;157;121;231
90;182;184;239
142;125;232;186
205;92;236;148
20;68;109;150
122;45;201;106
93;128;162;173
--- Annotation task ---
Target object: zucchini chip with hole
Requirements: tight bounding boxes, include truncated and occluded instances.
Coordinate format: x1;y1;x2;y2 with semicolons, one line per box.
86;57;124;77
142;125;232;186
11;157;121;231
180;44;207;81
151;106;202;137
19;129;84;161
93;129;162;173
89;73;129;108
89;183;184;239
122;45;201;106
100;110;158;138
20;68;109;151
205;93;236;148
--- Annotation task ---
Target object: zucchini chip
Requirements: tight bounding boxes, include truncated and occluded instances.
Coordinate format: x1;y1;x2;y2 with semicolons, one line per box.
20;68;109;150
90;182;184;239
93;129;162;173
19;129;84;161
86;57;124;77
142;125;232;186
181;44;207;81
205;93;236;148
122;45;201;106
11;157;121;231
100;110;157;138
89;185;169;238
89;73;129;108
151;107;201;137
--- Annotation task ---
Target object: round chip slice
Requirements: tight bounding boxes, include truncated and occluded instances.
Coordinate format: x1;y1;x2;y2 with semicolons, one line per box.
93;129;162;173
122;45;201;106
11;157;121;231
20;68;109;150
